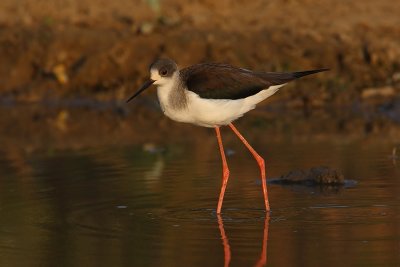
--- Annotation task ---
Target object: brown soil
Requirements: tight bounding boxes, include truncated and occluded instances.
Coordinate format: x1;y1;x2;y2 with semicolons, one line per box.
1;0;400;103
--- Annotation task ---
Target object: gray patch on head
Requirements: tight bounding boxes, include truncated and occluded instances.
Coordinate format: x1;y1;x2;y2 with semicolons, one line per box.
150;58;178;78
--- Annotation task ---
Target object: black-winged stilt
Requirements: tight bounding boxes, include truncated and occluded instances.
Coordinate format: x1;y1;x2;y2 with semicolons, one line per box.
127;58;328;214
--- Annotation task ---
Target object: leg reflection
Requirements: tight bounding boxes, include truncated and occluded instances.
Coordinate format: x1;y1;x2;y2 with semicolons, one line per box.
254;213;270;267
217;214;270;267
217;214;231;267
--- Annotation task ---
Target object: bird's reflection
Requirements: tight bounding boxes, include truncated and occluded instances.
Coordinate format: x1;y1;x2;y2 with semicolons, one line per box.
254;214;270;267
217;214;231;267
217;213;270;267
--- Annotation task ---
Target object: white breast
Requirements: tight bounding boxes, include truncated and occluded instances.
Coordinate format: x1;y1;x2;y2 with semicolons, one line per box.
156;75;193;123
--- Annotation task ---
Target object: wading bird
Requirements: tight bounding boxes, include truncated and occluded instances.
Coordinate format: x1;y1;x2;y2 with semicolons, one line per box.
127;59;327;214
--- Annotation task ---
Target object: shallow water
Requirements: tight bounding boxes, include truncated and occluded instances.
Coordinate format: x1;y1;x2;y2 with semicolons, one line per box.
0;139;399;266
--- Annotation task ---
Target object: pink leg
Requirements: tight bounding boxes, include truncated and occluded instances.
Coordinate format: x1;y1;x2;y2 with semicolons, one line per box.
215;126;230;214
229;123;270;212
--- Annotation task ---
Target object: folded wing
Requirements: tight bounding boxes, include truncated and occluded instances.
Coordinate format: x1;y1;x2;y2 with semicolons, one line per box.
181;63;328;100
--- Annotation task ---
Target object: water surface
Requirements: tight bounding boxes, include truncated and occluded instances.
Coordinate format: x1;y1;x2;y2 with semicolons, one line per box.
0;140;399;266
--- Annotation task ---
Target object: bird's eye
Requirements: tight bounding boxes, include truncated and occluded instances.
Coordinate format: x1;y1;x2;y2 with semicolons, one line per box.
159;69;168;76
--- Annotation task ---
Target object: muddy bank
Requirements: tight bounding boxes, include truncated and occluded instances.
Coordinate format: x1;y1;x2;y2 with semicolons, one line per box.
0;0;400;104
1;99;400;154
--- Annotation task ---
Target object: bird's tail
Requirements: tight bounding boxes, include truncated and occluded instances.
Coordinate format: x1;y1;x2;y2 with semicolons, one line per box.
292;68;330;78
258;68;329;85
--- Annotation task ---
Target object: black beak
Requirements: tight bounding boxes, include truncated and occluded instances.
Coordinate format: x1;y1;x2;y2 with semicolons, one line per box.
126;79;155;103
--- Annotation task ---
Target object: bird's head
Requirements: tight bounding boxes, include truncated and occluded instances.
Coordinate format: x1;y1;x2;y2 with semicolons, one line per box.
150;58;178;85
126;58;178;103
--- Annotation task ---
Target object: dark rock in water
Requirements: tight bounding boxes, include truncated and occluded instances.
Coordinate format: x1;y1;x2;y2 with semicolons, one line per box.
270;166;345;186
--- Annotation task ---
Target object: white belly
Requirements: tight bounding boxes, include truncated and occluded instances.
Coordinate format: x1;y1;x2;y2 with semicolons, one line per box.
157;83;284;128
183;92;251;127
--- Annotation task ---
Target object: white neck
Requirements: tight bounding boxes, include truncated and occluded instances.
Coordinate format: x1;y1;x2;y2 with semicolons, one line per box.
156;72;185;109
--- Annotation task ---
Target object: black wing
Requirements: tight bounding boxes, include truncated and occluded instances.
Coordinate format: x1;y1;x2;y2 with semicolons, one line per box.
181;63;328;100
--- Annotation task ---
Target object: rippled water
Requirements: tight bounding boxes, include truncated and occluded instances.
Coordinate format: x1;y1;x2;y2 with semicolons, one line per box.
0;139;399;266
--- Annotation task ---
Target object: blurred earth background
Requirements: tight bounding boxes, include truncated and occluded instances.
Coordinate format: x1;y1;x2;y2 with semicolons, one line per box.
1;0;400;150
